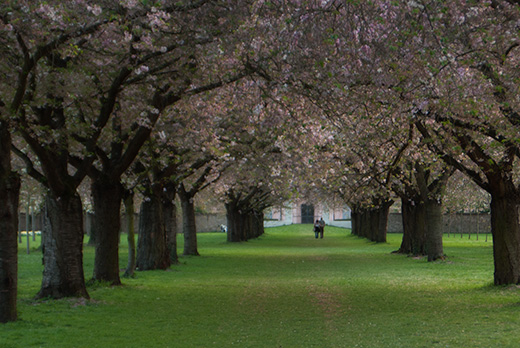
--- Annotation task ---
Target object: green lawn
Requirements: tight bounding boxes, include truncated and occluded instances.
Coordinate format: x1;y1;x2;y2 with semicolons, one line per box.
3;225;520;347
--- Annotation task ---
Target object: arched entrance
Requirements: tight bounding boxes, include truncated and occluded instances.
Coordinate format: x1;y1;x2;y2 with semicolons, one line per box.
301;204;314;224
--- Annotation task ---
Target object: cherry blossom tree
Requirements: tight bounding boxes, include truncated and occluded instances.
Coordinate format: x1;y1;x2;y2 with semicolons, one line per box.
407;1;520;284
0;125;19;322
391;155;453;260
4;2;520;322
249;1;412;244
82;0;281;283
133;136;214;268
1;0;266;300
211;81;318;241
0;0;116;304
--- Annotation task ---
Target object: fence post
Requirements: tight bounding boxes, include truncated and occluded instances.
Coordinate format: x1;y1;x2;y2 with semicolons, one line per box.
26;199;30;254
32;207;36;241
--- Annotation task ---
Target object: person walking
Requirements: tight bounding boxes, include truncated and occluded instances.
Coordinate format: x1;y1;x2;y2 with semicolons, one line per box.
318;217;325;239
313;220;321;239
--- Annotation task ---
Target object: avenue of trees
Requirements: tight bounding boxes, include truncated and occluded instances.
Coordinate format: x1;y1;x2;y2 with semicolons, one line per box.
1;0;520;323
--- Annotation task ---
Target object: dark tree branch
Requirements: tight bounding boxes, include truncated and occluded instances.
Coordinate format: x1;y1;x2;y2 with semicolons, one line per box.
11;145;46;185
414;118;490;192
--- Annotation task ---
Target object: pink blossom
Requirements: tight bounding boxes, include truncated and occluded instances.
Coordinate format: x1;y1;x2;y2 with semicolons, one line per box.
136;65;149;75
87;5;102;16
120;0;139;9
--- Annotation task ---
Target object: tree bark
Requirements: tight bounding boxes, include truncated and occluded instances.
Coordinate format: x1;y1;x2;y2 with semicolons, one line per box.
350;205;360;237
375;200;392;243
123;191;136;278
225;196;265;242
489;191;520;285
397;196;442;259
395;163;450;259
415;163;449;261
87;212;97;247
163;183;178;264
396;198;415;254
0;171;20;322
0;122;20;322
179;187;199;256
91;179;123;285
37;194;89;299
226;200;245;242
251;212;264;239
412;200;428;256
137;184;170;270
360;208;371;239
244;213;253;240
349;200;390;243
425;198;444;261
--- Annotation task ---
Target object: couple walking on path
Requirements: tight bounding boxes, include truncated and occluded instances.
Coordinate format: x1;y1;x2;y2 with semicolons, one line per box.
314;218;325;239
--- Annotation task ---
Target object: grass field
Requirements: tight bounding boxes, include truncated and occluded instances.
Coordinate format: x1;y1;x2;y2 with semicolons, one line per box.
3;225;520;347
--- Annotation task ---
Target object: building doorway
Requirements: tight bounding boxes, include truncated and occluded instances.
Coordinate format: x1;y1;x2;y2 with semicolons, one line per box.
301;204;315;224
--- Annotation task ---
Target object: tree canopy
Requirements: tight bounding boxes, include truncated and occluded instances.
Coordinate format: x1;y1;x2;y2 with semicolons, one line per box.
2;0;520;323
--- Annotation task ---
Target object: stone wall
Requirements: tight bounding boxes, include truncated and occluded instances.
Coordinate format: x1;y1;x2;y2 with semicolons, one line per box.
120;212;227;234
387;212;491;234
189;213;227;233
18;211;228;234
21;211;490;235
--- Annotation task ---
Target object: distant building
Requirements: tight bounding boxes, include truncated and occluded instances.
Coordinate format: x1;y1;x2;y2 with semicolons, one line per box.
264;201;351;229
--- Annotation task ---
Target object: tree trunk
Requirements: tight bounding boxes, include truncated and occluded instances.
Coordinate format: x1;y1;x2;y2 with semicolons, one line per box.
87;212;97;247
37;194;89;299
425;198;444;261
179;189;199;256
226;201;238;242
91;179;122;285
415;163;450;261
0;171;20;322
359;208;370;239
489;193;520;285
163;183;178;264
350;205;360;236
412;200;428;256
367;209;378;241
396;198;414;254
245;213;253;240
123;191;136;278
374;200;392;243
137;185;170;270
252;212;264;239
396;197;427;256
226;201;245;242
351;201;389;243
226;202;264;242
